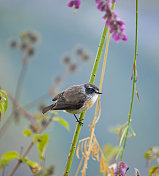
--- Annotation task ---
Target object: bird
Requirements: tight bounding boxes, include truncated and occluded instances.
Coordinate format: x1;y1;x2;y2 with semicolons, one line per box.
42;83;102;125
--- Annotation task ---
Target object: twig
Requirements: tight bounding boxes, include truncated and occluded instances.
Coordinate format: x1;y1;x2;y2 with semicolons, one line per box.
8;141;34;176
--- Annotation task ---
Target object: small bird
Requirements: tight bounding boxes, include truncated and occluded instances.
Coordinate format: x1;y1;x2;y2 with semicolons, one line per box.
42;83;102;125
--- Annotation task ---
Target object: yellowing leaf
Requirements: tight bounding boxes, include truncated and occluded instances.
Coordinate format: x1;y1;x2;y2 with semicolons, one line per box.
0;151;19;170
33;134;49;160
53;117;70;131
27;160;41;174
149;166;159;176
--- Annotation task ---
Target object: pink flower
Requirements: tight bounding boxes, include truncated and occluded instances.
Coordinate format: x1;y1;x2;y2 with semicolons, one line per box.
68;0;81;9
114;161;129;176
95;0;128;42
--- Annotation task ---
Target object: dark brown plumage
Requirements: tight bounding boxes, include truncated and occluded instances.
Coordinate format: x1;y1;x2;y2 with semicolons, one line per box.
42;85;86;114
42;83;101;116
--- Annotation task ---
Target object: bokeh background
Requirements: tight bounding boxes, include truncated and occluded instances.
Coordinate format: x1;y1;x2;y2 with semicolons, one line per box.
0;0;159;175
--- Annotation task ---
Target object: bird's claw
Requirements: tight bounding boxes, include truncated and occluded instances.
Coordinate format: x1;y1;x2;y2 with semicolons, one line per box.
76;119;83;126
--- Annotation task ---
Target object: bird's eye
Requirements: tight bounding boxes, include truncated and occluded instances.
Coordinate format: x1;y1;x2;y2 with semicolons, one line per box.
86;87;95;94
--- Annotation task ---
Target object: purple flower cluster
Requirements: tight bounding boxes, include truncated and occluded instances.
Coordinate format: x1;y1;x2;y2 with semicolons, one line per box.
114;161;129;176
67;0;81;9
95;0;128;42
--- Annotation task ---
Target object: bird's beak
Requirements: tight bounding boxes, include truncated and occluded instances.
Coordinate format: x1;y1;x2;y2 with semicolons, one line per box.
97;92;102;94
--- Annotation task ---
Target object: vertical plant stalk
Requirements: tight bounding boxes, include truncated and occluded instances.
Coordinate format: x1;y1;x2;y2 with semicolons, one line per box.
64;26;109;176
119;0;138;161
81;31;111;176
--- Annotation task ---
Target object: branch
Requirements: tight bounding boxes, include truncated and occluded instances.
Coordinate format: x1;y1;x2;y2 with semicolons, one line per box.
64;25;109;176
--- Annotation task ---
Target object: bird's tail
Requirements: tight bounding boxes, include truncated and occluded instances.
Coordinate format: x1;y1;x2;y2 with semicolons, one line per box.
42;104;55;114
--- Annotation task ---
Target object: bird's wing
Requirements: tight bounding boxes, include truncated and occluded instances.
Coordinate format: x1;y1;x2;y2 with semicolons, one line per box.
52;85;86;110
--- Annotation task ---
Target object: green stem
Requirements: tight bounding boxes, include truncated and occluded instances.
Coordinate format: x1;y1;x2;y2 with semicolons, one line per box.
64;25;109;176
119;0;138;161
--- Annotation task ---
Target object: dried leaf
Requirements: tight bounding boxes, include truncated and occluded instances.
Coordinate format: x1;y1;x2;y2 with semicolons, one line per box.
135;83;140;102
76;142;80;159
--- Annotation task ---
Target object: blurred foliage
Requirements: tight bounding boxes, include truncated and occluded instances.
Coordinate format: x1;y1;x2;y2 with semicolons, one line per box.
0;151;41;174
20;157;41;174
23;129;32;137
0;151;18;170
34;165;54;176
33;134;49;160
103;144;119;164
53;116;70;131
0;89;8;120
108;123;136;160
145;146;159;176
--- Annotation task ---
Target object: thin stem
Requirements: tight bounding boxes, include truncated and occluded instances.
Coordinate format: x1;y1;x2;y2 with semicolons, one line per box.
64;25;108;176
15;63;28;101
8;115;53;176
119;0;138;161
0;62;28;138
8;142;34;176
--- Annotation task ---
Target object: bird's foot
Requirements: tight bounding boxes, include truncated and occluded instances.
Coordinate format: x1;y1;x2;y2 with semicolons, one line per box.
76;118;83;126
74;114;83;126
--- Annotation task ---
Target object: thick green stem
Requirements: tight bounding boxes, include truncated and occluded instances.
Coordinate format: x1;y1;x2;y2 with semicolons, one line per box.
119;0;138;161
64;25;108;176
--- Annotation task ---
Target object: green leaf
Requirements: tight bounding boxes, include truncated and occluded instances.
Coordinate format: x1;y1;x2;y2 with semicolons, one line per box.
119;126;128;146
23;129;32;137
0;151;19;170
115;146;123;160
53;117;70;131
33;134;49;160
0;89;8;120
129;125;136;138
